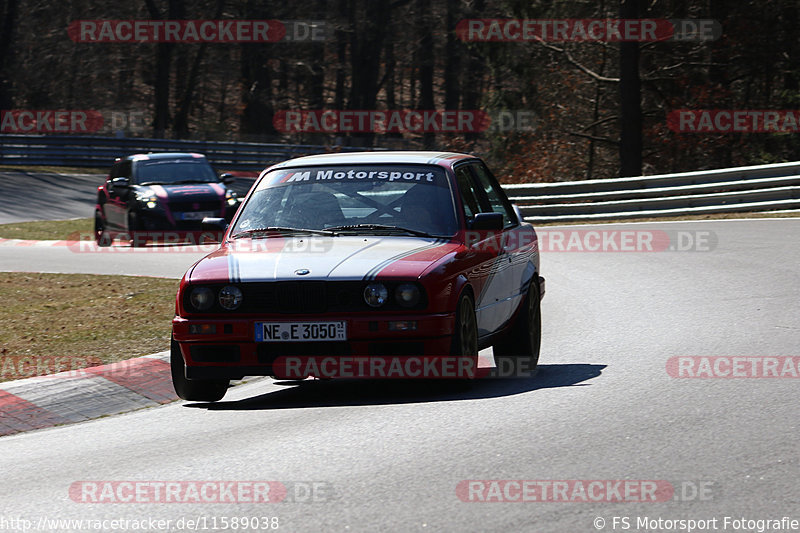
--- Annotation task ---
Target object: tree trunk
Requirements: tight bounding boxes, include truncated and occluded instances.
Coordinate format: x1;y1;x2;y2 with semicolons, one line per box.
0;0;19;109
618;0;642;177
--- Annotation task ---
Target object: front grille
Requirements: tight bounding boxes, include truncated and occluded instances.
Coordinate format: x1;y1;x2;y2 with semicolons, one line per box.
243;281;365;314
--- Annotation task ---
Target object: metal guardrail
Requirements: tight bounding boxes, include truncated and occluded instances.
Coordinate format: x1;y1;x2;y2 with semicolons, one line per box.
505;161;800;222
0;134;371;170
3;135;799;222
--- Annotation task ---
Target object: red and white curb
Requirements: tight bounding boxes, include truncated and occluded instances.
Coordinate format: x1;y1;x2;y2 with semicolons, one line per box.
0;352;176;437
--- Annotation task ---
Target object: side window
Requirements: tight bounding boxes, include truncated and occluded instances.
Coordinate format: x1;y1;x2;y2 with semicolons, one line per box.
468;163;517;228
109;163;120;180
455;167;481;221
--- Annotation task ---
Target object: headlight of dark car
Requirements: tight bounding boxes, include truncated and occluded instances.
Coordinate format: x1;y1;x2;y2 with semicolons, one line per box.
138;195;158;209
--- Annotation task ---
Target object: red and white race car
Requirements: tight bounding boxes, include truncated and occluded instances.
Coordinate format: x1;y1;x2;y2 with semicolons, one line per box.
171;151;544;401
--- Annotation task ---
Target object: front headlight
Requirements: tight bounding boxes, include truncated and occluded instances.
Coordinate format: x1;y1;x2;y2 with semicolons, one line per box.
395;283;421;308
189;287;214;311
363;283;388;307
218;285;243;310
138;195;158;208
225;190;239;206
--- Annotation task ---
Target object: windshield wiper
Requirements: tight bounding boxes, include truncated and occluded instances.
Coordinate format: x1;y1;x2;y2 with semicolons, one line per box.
231;226;335;239
325;223;441;238
139;181;165;186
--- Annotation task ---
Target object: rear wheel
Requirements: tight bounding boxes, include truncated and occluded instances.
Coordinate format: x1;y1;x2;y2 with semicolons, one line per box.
493;280;541;378
170;336;229;402
94;211;111;247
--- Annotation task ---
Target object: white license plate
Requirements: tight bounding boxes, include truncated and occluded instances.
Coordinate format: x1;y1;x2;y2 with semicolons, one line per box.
180;211;215;221
255;321;347;342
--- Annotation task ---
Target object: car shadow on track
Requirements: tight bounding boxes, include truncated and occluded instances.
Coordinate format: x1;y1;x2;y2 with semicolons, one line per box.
183;363;606;411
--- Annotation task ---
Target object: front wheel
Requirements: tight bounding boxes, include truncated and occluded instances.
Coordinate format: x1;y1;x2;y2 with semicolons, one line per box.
94;211;111;247
170;336;229;402
447;290;478;383
493;280;541;378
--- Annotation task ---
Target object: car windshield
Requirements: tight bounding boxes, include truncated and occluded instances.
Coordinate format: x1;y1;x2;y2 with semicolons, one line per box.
231;164;459;238
135;159;218;184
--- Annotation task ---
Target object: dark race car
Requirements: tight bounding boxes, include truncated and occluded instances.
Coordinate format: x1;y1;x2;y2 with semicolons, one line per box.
171;151;545;401
94;152;241;246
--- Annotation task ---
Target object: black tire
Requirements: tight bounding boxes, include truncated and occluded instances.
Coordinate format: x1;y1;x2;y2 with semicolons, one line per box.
493;280;541;378
127;212;143;247
170;337;229;402
451;290;478;358
94;211;111;247
446;290;478;383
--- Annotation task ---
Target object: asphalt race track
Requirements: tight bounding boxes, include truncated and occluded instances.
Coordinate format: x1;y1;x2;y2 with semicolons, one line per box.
0;193;798;530
0;170;256;224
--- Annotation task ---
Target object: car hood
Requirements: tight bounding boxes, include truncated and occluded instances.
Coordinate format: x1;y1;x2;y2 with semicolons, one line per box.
138;182;226;201
188;235;460;283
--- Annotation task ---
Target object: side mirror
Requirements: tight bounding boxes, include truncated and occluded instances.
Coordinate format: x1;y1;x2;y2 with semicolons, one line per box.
470;212;504;231
111;176;130;189
202;217;228;232
220;173;235;185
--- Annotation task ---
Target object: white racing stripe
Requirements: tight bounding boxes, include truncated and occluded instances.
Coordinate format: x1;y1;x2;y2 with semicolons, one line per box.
226;236;448;282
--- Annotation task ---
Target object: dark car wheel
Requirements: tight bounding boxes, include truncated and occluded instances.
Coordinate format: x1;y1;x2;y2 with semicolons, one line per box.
170;336;229;402
94;210;111;247
493;280;541;378
127;212;143;247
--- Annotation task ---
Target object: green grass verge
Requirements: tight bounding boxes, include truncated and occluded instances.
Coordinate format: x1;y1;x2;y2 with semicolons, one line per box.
0;218;93;240
0;272;177;382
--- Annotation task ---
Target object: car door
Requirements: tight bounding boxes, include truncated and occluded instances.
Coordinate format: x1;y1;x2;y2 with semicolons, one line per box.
467;161;532;321
454;164;512;337
104;161;131;230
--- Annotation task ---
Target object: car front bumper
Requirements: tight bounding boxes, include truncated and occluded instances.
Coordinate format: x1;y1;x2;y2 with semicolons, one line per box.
173;312;457;380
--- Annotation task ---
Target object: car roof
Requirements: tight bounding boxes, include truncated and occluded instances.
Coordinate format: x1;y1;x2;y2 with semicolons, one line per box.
121;152;207;162
269;151;478;170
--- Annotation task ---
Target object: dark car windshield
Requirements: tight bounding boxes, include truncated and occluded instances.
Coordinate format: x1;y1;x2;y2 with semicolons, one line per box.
135;159;218;184
231;164;458;238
